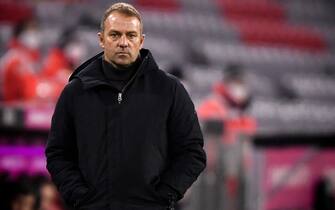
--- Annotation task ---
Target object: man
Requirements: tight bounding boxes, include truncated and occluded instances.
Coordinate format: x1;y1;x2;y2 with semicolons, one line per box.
0;19;41;101
45;3;206;210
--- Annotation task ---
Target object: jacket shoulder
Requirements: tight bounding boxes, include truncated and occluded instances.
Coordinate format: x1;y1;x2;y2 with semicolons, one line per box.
60;78;84;99
152;68;182;88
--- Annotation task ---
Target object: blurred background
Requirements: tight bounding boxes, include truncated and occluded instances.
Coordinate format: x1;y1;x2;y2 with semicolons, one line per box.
1;0;335;210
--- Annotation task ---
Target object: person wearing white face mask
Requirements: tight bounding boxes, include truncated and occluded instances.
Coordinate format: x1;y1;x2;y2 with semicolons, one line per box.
18;28;42;51
198;63;256;143
0;19;41;102
219;66;252;112
198;63;252;122
197;64;256;210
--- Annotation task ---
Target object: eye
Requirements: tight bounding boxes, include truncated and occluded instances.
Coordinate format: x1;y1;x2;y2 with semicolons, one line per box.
128;33;137;39
109;32;119;39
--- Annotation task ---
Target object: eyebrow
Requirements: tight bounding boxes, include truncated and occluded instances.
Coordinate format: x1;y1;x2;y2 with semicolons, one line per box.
108;29;138;34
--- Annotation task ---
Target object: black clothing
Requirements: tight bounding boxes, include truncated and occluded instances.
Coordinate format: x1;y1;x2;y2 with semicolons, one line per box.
102;56;141;91
45;49;206;210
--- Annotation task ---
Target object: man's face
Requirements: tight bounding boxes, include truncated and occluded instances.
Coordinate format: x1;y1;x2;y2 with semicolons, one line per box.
98;12;144;68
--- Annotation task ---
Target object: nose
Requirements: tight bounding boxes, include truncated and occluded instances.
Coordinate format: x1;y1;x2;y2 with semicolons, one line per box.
118;35;128;48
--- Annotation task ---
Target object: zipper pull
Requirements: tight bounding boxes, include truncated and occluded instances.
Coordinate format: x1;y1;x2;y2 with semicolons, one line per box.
118;92;122;104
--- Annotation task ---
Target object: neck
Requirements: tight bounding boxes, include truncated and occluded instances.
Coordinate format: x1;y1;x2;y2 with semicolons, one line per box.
105;56;141;71
110;61;132;70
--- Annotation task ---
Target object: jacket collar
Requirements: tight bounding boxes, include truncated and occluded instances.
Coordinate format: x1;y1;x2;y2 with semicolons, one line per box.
69;48;159;90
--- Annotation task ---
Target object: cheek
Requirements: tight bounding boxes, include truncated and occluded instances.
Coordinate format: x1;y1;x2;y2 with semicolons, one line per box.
104;38;116;46
106;41;116;48
105;44;117;54
131;41;142;51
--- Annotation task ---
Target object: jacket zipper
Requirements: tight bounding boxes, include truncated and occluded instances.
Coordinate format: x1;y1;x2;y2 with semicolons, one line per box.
118;92;122;104
117;57;146;104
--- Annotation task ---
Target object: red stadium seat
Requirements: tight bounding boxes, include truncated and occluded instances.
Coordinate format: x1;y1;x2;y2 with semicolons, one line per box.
231;19;326;52
0;2;32;24
217;0;326;52
218;0;285;21
134;0;180;11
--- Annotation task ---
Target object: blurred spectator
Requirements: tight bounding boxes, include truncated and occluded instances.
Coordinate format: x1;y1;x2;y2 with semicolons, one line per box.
39;180;64;210
37;29;89;102
0;19;41;102
214;64;252;112
198;63;252;120
198;64;256;210
198;63;256;143
0;174;64;210
0;20;72;103
9;175;37;210
40;34;72;81
38;29;76;99
40;28;87;79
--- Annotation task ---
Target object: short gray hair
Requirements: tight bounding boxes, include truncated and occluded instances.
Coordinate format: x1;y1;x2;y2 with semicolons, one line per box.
100;2;143;33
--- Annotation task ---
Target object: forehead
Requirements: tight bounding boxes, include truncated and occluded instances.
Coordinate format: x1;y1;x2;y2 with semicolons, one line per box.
104;12;141;32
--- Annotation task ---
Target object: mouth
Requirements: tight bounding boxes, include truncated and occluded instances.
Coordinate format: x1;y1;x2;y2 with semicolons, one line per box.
116;52;130;55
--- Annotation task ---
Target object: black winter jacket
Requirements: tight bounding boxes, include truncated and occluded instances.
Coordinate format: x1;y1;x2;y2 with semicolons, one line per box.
45;49;206;210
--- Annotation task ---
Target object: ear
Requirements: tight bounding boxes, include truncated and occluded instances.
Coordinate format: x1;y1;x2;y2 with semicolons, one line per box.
139;33;145;49
98;32;104;49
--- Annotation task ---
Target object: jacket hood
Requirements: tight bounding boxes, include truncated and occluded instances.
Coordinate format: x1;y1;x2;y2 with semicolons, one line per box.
69;48;158;89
